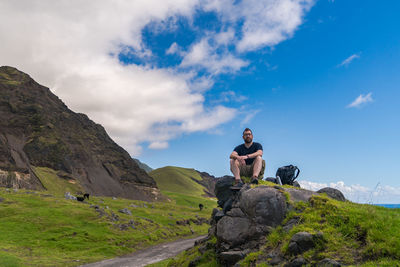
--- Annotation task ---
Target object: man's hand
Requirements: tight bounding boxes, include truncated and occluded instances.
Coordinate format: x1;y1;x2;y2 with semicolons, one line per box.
237;155;247;166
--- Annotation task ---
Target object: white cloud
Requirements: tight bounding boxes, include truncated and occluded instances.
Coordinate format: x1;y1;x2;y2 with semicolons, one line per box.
338;53;360;67
347;92;373;108
149;141;169;149
240;109;261;126
216;91;248;103
299;180;400;204
180;37;249;74
0;0;314;155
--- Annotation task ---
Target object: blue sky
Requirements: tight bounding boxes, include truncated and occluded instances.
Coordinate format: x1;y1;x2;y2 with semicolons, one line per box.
137;0;400;202
1;0;399;203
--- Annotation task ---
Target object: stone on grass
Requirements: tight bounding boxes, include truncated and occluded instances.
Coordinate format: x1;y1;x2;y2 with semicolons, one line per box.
317;187;346;202
118;208;132;215
317;258;341;266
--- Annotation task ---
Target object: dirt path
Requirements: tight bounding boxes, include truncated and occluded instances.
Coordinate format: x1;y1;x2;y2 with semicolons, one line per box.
80;235;206;267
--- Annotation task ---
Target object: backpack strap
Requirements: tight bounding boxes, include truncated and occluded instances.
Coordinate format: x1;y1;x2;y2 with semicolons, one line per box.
294;166;300;178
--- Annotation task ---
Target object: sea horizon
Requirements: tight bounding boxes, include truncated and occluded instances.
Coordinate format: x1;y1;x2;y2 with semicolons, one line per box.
374;204;400;209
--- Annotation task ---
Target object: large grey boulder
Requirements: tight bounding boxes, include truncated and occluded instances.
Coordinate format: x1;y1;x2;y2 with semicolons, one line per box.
216;216;252;247
317;187;346;202
239;186;287;226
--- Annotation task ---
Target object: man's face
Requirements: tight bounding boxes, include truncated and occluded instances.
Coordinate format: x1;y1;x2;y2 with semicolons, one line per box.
243;131;253;144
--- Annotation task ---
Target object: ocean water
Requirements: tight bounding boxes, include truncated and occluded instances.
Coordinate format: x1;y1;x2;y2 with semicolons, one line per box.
374;204;400;209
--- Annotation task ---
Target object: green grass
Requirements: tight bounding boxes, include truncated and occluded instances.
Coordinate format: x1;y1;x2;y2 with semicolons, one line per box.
150;166;208;197
33;167;83;196
0;187;216;266
166;237;218;267
167;185;400;266
239;195;400;266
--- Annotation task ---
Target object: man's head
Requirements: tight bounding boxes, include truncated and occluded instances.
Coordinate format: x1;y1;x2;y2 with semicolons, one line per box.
242;128;253;144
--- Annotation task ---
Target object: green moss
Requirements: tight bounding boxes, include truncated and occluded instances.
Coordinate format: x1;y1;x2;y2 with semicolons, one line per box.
167;242;218;267
240;250;263;266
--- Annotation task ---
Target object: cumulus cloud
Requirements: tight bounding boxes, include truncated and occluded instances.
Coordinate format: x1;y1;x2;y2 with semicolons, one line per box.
299;180;400;204
202;0;314;52
338;53;360;67
0;0;314;155
347;93;373;108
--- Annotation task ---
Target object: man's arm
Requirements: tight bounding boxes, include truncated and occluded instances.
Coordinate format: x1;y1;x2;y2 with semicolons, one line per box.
230;151;246;165
230;151;239;160
246;150;263;159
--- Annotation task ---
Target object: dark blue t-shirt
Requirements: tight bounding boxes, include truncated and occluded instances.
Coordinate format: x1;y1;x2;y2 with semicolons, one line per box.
234;142;263;165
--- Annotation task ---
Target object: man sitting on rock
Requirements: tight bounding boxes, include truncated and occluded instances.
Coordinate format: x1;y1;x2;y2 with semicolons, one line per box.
230;128;265;186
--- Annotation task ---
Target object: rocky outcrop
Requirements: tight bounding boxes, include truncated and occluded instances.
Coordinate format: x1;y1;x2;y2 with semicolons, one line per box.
206;183;346;266
0;66;160;200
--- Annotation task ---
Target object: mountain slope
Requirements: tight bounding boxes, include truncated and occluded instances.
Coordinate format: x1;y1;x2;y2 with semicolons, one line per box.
133;158;153;173
149;166;217;197
0;66;160;200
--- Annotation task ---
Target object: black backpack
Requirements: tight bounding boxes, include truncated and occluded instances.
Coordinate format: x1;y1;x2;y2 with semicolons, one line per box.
276;165;300;185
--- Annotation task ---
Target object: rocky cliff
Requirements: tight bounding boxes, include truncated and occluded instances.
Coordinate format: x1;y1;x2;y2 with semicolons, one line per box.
0;66;160;200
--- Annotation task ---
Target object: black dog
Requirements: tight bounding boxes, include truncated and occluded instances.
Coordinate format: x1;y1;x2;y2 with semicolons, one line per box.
199;203;204;211
83;193;90;200
77;196;85;202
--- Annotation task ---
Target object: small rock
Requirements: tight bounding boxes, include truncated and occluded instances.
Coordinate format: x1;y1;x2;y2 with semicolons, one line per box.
288;232;315;255
119;208;132;216
64;192;77;200
285;257;307;267
317;258;341;267
219;251;246;266
110;212;119;221
129;204;139;208
283;217;300;232
112;197;117;200
269;254;283;265
13;188;18;192
0;197;4;202
214;210;225;222
317;187;346;202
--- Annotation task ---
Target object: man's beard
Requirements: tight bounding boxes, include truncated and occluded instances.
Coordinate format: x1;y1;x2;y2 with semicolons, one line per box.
244;138;252;144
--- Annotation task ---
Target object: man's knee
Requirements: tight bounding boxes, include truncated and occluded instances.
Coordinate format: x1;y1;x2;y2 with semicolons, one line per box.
230;159;239;166
255;156;262;162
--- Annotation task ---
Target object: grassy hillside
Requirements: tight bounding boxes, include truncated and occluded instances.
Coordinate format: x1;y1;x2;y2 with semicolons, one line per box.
166;186;400;266
150;166;208;198
0;187;216;266
0;165;217;266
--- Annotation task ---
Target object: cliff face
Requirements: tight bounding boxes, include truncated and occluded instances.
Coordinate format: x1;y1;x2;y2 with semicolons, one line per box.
0;66;160;200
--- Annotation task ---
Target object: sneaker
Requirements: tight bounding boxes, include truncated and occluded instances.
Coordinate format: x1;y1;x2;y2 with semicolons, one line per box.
230;181;244;191
251;177;259;185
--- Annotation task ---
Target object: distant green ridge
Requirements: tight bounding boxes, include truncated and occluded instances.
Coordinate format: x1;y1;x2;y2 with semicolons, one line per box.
149;166;208;197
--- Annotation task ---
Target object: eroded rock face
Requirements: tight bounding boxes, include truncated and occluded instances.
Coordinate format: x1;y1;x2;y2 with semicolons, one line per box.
0;66;160;200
